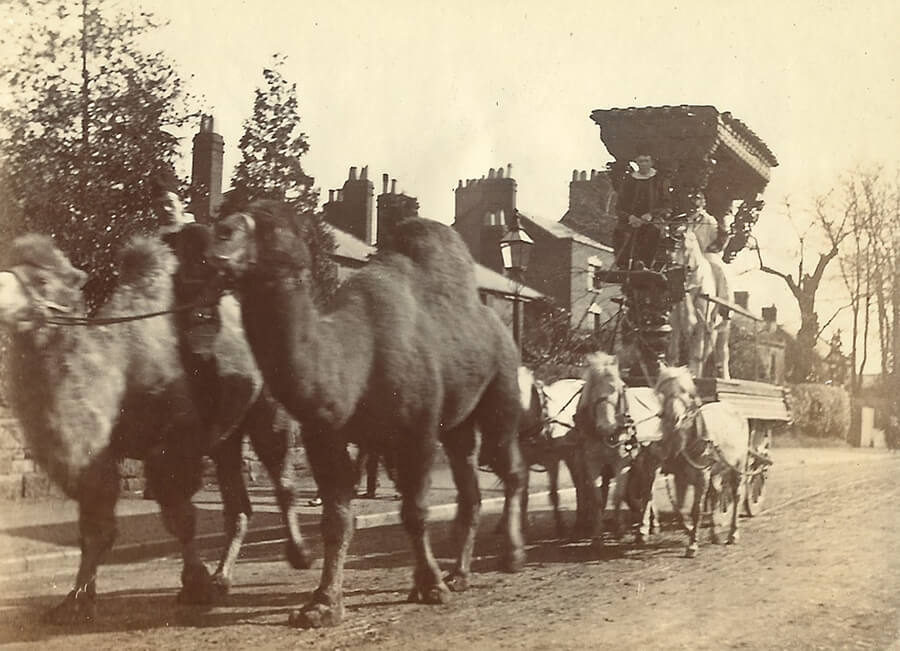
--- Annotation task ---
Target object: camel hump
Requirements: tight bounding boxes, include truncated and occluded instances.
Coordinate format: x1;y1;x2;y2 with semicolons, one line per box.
381;217;478;292
117;236;177;287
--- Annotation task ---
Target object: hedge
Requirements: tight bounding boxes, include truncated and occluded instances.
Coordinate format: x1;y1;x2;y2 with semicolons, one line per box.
788;383;851;440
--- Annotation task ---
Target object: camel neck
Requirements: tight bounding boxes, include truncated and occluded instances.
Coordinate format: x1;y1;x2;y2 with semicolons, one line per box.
240;279;365;424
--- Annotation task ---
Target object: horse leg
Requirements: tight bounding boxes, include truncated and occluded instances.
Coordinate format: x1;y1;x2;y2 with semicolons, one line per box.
45;450;120;625
441;419;481;593
289;425;354;628
208;430;251;597
727;468;743;544
548;452;565;537
685;471;709;558
245;395;310;569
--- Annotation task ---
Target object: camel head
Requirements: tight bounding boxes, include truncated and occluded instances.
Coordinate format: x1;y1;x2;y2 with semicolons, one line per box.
654;363;700;458
211;200;310;288
0;234;87;332
575;352;625;440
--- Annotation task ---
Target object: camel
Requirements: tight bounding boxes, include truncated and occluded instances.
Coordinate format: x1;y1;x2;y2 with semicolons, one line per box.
655;364;748;557
0;229;309;624
210;201;526;628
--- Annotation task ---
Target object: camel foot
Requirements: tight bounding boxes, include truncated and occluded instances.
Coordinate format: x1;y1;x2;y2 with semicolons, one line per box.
726;531;739;545
288;600;344;628
44;588;96;625
443;571;470;593
684;543;699;558
501;548;526;573
407;582;451;604
177;563;215;605
285;540;313;570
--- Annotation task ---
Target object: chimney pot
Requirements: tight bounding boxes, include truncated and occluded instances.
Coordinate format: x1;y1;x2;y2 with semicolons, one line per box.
580;170;587;181
507;163;512;178
497;167;504;179
361;165;368;180
337;189;344;202
488;168;495;179
349;166;357;181
328;189;335;203
572;170;578;182
457;179;463;189
391;179;397;194
591;169;597;179
382;173;389;194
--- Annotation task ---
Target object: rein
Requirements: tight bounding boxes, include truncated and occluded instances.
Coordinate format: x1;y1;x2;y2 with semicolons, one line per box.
42;296;219;327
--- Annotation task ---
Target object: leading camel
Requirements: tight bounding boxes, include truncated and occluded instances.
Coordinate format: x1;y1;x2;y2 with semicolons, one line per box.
0;230;309;624
210;201;526;628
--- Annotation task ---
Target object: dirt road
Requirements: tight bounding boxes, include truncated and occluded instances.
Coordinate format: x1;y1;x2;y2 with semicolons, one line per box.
2;448;899;650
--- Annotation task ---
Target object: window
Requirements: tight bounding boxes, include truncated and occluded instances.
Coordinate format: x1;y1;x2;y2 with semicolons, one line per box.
587;255;605;292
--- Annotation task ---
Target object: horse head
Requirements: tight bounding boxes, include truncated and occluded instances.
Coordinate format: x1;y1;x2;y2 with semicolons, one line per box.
654;364;701;458
0;235;87;334
575;352;625;441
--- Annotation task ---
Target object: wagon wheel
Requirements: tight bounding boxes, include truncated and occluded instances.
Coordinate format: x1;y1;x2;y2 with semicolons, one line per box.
743;421;772;517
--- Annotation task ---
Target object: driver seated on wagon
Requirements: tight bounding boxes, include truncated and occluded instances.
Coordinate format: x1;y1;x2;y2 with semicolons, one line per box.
613;153;672;270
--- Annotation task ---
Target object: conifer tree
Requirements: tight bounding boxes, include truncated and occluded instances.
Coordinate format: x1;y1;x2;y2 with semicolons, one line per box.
225;54;338;305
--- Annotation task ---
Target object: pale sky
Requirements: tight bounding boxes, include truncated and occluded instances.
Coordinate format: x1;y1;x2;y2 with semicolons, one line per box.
19;1;900;341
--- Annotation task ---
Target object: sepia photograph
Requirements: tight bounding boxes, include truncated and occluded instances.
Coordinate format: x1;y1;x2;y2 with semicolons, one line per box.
0;0;898;648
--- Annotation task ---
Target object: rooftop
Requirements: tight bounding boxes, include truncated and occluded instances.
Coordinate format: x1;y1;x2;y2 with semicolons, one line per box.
518;212;614;252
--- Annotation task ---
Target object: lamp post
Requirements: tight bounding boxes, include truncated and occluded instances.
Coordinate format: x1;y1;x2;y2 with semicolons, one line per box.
500;218;534;355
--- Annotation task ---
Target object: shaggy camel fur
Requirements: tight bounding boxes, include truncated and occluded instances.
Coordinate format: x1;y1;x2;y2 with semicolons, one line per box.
655;365;748;557
211;201;526;628
0;231;309;624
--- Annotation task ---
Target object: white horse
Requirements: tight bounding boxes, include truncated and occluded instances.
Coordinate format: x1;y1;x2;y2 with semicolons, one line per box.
669;225;729;378
515;367;588;536
655;365;749;557
574;353;662;542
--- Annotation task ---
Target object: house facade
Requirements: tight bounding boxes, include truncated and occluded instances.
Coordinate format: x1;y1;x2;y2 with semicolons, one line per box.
452;166;618;333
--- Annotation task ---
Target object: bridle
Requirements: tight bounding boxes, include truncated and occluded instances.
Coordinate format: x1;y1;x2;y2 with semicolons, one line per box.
2;263;218;329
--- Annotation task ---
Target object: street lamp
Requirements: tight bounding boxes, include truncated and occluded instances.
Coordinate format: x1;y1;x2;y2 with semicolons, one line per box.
500;218;534;353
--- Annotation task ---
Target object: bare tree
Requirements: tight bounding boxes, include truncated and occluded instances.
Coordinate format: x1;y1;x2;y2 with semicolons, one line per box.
757;198;850;382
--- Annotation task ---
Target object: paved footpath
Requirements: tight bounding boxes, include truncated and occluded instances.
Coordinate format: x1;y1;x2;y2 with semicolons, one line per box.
0;461;577;579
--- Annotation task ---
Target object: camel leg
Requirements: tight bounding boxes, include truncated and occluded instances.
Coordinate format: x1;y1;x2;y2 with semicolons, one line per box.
245;396;310;569
289;427;354;629
144;452;214;605
441;420;481;593
45;451;120;625
208;430;251;597
387;425;447;604
476;377;526;573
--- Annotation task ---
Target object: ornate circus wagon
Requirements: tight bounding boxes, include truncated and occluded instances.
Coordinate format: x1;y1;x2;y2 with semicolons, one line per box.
590;105;790;516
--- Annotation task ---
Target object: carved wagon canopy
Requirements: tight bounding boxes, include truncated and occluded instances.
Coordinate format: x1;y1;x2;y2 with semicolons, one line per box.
590;105;778;218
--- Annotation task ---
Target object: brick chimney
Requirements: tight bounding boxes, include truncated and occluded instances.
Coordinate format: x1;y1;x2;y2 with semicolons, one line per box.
323;165;375;243
559;168;616;247
453;164;517;271
734;291;750;310
189;114;224;223
375;173;419;248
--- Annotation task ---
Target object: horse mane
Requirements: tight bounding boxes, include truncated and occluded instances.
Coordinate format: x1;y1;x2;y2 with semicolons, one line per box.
655;364;696;398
